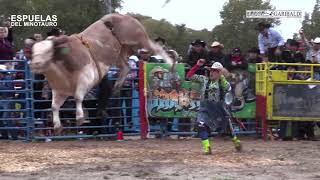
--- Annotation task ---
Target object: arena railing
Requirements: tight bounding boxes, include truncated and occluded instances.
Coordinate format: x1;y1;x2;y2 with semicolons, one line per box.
0;59;32;141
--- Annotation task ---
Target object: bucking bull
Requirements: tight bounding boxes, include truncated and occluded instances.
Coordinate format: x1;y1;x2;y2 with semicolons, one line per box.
29;13;173;133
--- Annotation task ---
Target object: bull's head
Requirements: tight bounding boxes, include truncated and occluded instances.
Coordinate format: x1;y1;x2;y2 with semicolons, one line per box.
29;35;69;74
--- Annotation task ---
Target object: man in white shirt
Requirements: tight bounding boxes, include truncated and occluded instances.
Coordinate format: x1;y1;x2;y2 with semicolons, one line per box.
256;22;285;62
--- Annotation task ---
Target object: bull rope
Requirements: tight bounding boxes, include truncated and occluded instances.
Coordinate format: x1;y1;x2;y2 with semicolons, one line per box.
75;35;103;81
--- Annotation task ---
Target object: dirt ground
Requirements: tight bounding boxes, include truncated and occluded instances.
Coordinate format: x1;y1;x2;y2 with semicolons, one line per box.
0;137;320;180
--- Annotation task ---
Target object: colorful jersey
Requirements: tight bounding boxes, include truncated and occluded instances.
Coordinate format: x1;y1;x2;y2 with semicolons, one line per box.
190;74;231;102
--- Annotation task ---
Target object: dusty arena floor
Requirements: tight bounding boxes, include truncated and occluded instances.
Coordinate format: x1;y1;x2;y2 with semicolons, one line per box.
0;137;320;180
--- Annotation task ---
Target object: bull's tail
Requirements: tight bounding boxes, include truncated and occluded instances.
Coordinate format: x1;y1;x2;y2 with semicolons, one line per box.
148;39;173;66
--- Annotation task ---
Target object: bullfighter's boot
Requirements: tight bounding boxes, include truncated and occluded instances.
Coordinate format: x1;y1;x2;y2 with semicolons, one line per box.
201;139;212;155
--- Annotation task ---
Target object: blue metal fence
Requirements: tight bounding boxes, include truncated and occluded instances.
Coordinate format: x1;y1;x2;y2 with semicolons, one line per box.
0;60;32;141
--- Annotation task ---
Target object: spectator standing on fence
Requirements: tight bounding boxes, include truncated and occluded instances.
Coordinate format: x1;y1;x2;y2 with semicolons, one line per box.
0;64;17;140
256;22;285;62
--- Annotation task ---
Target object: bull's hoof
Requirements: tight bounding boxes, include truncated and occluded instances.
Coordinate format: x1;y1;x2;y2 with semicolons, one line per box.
54;125;63;135
76;117;85;126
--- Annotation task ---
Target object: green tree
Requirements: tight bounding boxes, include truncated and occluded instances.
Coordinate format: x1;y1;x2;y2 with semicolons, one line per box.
130;13;213;60
212;0;280;53
301;0;320;40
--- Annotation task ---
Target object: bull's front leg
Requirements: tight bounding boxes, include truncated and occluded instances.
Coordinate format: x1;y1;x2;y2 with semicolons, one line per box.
74;86;86;126
75;97;85;126
52;90;67;135
113;46;131;96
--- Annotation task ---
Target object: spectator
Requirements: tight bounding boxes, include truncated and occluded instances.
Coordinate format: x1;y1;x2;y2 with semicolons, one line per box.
154;36;167;50
138;48;151;61
297;60;312;80
0;64;17;140
47;28;62;37
226;47;247;71
138;48;164;63
33;33;43;42
282;39;305;64
207;41;226;67
0;26;13;62
166;49;180;62
247;47;262;64
188;39;207;74
15;37;35;81
256;22;285;62
304;38;320;63
301;30;320;79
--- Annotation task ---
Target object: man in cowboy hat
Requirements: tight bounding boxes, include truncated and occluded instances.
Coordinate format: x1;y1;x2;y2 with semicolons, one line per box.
186;59;232;154
207;41;226;67
256;22;285;62
188;39;208;73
